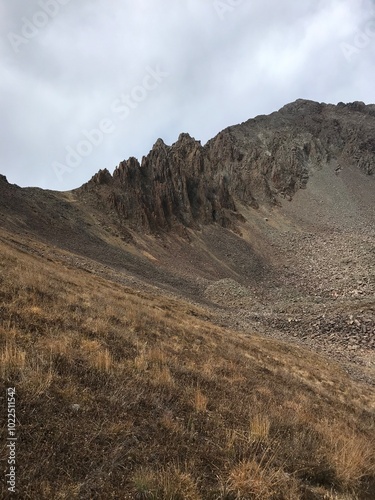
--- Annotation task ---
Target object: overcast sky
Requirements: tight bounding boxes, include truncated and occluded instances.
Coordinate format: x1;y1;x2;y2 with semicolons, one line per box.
0;0;374;191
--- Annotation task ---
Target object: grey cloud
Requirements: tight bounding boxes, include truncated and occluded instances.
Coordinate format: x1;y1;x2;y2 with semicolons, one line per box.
0;0;374;190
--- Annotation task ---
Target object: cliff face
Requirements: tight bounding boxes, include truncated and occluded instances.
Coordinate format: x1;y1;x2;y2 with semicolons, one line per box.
77;99;375;232
79;134;240;232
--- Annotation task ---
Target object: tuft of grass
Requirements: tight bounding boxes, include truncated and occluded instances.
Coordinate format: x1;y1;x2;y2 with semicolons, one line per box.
192;386;208;413
318;420;375;489
21;361;54;402
134;342;149;372
249;413;271;442
132;465;201;499
1;342;26;379
80;339;113;373
149;363;174;387
226;454;298;500
132;467;158;498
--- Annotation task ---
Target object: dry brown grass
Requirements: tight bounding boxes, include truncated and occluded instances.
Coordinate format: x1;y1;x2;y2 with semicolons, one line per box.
249;413;271;442
0;234;374;499
227;457;299;500
192;386;208;413
0;341;26;378
131;465;201;499
80;339;113;373
317;419;375;490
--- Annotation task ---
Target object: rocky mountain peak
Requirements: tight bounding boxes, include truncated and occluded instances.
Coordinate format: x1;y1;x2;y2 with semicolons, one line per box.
151;137;168;152
278;98;324;115
88;168;112;186
76;99;375;234
175;132;201;146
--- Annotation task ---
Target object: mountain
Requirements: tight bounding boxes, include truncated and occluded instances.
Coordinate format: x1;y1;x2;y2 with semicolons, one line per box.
0;98;374;339
76;98;375;233
1;99;375;498
2;99;374;237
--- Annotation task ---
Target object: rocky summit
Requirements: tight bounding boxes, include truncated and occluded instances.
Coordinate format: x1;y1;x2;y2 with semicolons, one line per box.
77;99;375;233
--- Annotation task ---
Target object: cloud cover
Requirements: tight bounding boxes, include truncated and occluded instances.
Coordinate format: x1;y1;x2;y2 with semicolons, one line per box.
0;0;374;190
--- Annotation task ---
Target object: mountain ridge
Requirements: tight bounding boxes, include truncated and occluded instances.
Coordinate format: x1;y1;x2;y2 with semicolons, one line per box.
1;98;374;248
74;98;375;234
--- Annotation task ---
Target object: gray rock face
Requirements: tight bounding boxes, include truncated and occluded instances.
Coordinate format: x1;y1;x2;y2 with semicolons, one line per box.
77;99;375;232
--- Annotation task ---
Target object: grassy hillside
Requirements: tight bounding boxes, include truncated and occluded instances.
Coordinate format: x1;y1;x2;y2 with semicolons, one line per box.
1;235;374;499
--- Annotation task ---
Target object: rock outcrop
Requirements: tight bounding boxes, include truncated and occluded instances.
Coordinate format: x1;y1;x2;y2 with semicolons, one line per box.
77;99;375;233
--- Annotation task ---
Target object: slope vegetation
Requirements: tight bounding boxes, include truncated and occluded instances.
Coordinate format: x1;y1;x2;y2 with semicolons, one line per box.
0;231;374;499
